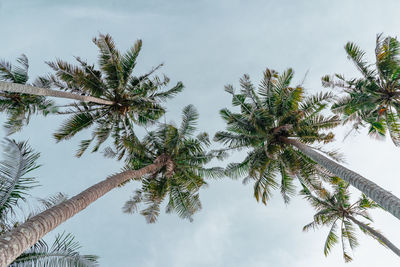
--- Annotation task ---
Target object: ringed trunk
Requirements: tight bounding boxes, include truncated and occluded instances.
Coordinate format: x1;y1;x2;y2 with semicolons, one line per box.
0;157;166;266
346;215;400;257
281;137;400;221
0;81;114;105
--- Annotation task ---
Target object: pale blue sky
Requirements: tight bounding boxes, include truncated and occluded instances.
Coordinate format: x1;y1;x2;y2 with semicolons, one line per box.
1;0;400;266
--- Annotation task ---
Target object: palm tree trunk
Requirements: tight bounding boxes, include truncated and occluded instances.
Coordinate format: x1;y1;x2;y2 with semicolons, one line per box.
0;81;114;105
346;215;400;257
281;137;400;221
0;156;167;266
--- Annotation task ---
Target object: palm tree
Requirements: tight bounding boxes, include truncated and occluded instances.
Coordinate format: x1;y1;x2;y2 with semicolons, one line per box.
1;34;183;156
0;55;56;134
50;33;183;156
215;68;400;220
322;34;400;146
115;104;224;223
0;139;98;266
0;105;222;265
301;179;400;261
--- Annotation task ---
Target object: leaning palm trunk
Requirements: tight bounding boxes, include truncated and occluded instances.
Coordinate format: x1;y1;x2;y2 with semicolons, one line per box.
282;137;400;221
346;214;400;257
0;81;114;105
0;156;167;266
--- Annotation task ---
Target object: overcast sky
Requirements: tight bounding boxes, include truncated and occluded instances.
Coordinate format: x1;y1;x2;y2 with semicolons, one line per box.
1;0;400;266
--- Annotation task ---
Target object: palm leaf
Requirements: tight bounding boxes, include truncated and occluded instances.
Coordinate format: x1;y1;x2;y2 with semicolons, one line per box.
54;111;105;141
92;33;123;89
121;39;142;84
0;54;29;84
345;42;374;79
0;139;39;221
179;104;198;138
11;233;99;266
324;221;339;256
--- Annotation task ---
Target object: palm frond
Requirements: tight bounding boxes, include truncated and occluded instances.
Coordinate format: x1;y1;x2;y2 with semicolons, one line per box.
153;81;184;101
385;108;400;146
345;42;374;79
0;139;39;221
11;233;99;267
40;192;67;207
179;104;199;138
324;221;339;256
0;55;29;84
166;187;201;222
121;39;142;84
54;111;104;141
92;33;123;89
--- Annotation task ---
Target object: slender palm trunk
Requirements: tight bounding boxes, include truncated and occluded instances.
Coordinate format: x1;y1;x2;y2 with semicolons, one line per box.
281;137;400;221
0;81;114;105
0;157;167;266
346;215;400;257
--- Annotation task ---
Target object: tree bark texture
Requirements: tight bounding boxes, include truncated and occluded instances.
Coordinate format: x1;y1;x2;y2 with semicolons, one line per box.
282;137;400;221
347;215;400;257
0;82;114;105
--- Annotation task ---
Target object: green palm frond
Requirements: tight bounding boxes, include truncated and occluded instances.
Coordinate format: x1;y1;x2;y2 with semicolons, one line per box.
275;68;294;92
0;54;29;84
342;220;359;251
152;81;184;101
303;221;319;232
345;42;375;79
37;192;68;206
92;33;123;89
11;233;99;267
140;201;161;224
167;187;201;222
385;108;400;146
253;165;279;205
179;104;198;138
225;160;250;179
25;192;69;220
122;189;142;214
375;34;400;82
279;163;296;204
54;111;100;141
357;194;380;210
300;91;335;116
197;167;225;179
121;39;142;84
324;221;339;256
0;139;39;221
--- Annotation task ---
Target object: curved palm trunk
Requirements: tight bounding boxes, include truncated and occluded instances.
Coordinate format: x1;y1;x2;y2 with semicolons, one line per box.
346;215;400;257
282;137;400;221
0;81;114;105
0;157;166;266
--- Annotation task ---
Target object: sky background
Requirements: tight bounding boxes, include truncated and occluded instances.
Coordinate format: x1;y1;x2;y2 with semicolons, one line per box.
1;0;400;266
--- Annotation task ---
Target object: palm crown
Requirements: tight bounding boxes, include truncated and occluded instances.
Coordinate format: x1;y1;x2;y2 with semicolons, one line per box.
301;179;383;262
46;33;183;156
0;55;55;134
214;68;341;204
323;34;400;146
107;105;224;223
